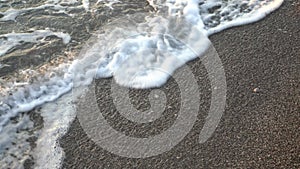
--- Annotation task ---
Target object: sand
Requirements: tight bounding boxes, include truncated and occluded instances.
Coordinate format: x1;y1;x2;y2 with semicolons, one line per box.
60;0;299;168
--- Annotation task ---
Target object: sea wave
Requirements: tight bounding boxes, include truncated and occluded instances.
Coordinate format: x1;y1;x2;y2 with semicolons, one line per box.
0;0;283;168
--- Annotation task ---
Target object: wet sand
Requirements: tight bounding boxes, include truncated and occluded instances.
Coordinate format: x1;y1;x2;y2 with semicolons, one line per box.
60;0;299;168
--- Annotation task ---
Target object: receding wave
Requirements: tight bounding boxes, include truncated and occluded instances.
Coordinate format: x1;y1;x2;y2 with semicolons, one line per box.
0;0;283;168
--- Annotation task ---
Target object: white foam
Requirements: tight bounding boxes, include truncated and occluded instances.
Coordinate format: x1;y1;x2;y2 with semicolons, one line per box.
92;16;211;88
76;0;207;89
96;0;122;9
33;92;77;169
198;0;284;35
0;0;124;22
0;0;95;22
0;113;34;168
82;0;90;11
0;29;71;56
60;0;80;5
0;2;65;21
0;63;10;69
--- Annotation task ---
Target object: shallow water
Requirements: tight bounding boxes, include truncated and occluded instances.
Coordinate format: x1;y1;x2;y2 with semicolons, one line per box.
0;0;283;168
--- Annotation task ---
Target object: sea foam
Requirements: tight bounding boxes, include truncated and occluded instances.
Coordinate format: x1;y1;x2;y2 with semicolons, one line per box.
0;30;70;57
0;0;283;168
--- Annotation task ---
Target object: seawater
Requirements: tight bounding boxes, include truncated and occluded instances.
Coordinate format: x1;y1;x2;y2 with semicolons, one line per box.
0;0;283;168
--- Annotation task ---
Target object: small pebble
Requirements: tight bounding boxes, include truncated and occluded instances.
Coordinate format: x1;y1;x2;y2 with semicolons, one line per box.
253;87;260;93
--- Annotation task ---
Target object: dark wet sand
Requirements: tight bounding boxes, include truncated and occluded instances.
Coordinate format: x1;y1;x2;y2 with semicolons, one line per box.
60;0;299;168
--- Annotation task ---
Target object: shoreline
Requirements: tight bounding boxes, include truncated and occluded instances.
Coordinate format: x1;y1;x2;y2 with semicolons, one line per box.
60;1;300;168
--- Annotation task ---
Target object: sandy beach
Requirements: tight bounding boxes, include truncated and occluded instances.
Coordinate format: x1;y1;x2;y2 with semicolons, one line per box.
58;0;300;168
